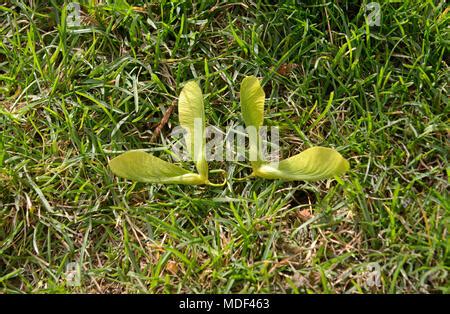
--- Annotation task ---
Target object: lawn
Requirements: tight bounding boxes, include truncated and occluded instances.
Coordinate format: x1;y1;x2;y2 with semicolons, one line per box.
0;0;448;293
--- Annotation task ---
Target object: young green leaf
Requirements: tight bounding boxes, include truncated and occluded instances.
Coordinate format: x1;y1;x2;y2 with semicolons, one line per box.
240;76;265;168
240;76;265;128
239;76;349;182
109;150;207;185
178;81;208;179
253;147;349;181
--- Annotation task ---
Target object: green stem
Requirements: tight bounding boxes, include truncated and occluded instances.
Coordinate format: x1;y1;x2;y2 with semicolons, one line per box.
206;169;227;186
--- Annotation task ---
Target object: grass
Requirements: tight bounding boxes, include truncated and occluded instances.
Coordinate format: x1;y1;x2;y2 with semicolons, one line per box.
0;0;448;293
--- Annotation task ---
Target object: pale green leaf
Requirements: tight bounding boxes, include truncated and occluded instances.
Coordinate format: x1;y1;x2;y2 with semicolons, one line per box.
109;150;206;184
254;147;349;181
240;76;265;168
240;76;265;128
178;81;208;178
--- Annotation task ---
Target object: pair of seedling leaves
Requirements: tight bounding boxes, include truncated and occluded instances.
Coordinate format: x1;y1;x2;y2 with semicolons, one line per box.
109;76;349;186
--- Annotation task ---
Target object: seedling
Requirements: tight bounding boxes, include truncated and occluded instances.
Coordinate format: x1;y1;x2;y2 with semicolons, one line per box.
109;76;349;186
109;81;218;185
240;76;349;181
